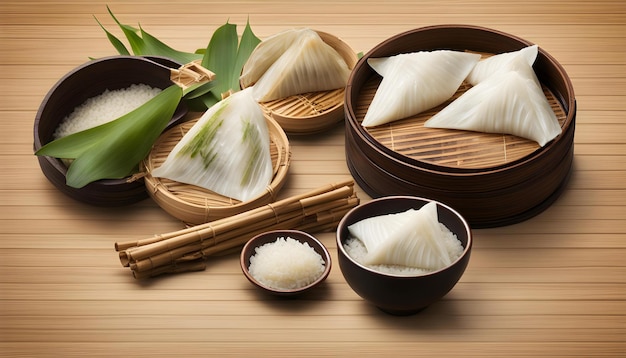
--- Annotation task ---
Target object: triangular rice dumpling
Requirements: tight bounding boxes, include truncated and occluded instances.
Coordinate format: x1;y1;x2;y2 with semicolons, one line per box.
347;208;417;255
466;45;538;86
347;202;452;270
240;28;306;89
240;28;351;102
361;50;481;128
424;68;561;147
151;87;273;202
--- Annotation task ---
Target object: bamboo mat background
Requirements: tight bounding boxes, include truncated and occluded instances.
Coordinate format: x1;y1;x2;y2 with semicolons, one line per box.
1;1;625;357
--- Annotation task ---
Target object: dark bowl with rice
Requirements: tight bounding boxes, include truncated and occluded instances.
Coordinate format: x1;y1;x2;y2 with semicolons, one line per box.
240;230;332;297
33;55;188;206
336;196;472;315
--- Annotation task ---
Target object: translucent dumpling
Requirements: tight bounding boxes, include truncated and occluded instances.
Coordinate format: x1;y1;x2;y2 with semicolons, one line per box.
239;28;306;89
361;50;481;128
347;202;453;270
240;28;351;102
424;68;561;147
466;45;539;86
151;87;273;202
347;208;417;256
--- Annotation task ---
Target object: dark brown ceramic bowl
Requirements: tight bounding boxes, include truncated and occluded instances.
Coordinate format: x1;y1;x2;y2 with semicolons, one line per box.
240;230;332;297
336;196;472;315
344;24;576;228
33;55;188;206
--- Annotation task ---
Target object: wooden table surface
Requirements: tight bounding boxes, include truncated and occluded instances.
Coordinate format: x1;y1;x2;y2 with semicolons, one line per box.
1;1;625;357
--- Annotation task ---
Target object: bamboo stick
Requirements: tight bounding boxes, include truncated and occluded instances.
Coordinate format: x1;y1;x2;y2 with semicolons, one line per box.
127;194;356;272
114;179;354;251
133;202;355;279
121;185;354;266
115;180;359;278
127;200;356;278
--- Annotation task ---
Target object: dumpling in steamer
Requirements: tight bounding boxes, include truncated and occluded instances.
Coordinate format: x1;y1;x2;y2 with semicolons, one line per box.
347;202;452;270
151;87;273;202
466;45;539;86
361;50;481;128
424;67;562;147
240;28;352;102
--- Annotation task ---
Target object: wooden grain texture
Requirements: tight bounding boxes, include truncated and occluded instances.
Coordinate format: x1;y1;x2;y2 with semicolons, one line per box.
1;1;625;357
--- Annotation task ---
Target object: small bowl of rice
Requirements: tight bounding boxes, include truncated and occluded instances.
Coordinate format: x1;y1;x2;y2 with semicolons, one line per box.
33;55;188;206
336;196;472;315
240;230;332;296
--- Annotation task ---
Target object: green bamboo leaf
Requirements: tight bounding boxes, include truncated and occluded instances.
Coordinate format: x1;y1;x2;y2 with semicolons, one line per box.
201;95;219;109
139;25;203;64
37;85;183;188
183;81;216;99
183;95;218;112
36;119;122;159
93;15;130;55
202;22;238;98
94;8;261;111
107;6;146;55
102;6;201;63
234;19;261;89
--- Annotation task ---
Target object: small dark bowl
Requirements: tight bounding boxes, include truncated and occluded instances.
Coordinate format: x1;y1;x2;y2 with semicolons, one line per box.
240;230;332;297
336;196;472;315
33;55;188;206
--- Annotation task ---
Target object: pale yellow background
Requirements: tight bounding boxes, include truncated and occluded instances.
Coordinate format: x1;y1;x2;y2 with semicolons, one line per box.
1;1;625;357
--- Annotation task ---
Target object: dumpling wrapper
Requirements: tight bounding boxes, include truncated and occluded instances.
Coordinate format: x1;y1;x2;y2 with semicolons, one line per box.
424;68;561;147
466;45;539;86
239;28;307;89
151;87;273;202
347;202;452;270
361;50;481;128
240;28;351;102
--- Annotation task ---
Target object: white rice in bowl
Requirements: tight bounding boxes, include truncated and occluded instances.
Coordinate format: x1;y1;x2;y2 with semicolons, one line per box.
248;236;326;290
53;83;162;139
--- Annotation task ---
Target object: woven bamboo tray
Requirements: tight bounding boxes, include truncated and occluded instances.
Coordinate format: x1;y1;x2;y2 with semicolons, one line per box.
243;30;358;135
344;25;576;228
143;113;291;225
360;75;568;171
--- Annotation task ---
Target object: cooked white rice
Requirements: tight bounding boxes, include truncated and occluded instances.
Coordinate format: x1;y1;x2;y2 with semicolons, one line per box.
53;83;162;139
248;236;326;290
343;223;464;276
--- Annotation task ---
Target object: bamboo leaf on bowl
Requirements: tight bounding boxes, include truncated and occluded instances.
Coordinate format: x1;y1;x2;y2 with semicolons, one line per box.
95;7;261;111
37;9;263;189
36;85;183;188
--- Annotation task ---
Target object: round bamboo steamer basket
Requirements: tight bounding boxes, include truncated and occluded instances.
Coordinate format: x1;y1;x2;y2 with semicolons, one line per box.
143;113;291;225
346;126;574;228
243;30;359;135
344;25;576;228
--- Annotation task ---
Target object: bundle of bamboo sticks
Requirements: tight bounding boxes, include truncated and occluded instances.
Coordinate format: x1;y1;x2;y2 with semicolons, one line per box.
115;179;359;279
